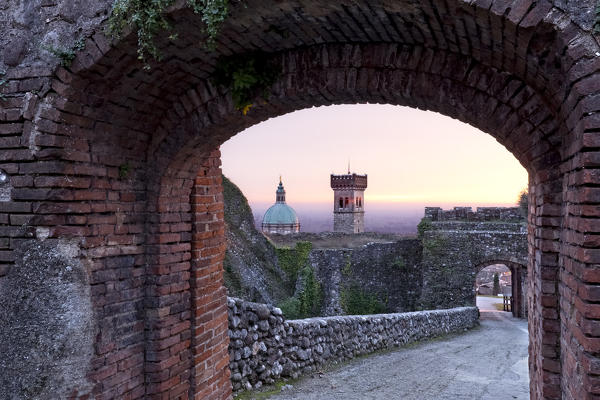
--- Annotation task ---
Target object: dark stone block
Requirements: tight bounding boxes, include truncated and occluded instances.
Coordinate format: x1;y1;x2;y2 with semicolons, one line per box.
0;239;94;399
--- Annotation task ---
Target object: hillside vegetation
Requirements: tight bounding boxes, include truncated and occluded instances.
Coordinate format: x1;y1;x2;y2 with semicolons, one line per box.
222;176;290;304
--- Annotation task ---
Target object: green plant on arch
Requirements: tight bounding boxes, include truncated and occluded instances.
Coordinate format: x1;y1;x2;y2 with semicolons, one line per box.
42;39;85;67
107;0;229;66
212;52;281;114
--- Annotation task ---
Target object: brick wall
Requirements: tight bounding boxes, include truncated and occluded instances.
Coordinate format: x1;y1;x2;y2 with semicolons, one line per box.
190;154;231;400
0;1;599;399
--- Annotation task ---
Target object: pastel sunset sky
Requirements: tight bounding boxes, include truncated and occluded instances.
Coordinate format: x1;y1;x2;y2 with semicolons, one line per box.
221;104;527;214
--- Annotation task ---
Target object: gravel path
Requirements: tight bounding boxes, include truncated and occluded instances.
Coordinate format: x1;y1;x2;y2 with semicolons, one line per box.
264;297;529;400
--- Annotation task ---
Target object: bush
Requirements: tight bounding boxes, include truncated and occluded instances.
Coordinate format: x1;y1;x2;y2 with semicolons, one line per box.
276;242;322;320
278;297;302;320
278;265;322;320
391;257;406;269
340;285;386;315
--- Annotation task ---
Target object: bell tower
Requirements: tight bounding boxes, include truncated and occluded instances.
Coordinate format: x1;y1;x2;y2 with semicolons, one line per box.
330;170;367;233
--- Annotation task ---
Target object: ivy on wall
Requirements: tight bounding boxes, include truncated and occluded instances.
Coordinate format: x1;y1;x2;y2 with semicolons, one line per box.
278;268;322;319
108;0;280;114
275;241;313;291
297;265;322;317
276;242;322;319
422;236;447;258
340;285;386;315
107;0;228;65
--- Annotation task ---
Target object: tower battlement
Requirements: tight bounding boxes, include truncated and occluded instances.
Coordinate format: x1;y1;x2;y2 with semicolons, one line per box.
330;173;368;189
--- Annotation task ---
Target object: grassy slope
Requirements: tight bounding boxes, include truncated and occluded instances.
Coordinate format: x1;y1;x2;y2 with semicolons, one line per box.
222;175;291;304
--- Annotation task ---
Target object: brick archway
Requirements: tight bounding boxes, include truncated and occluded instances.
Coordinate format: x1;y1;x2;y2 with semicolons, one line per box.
1;1;599;399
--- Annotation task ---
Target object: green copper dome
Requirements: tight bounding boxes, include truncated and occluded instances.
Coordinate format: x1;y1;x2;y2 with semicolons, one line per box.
261;178;300;234
262;203;299;225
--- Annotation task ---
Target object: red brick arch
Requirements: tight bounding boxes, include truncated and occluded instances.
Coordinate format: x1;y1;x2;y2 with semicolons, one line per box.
2;1;600;399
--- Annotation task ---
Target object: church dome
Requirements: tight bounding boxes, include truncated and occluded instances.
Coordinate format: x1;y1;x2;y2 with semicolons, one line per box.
263;203;299;226
262;178;300;235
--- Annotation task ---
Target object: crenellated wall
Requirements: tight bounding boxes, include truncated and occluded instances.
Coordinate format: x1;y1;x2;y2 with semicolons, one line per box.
424;206;523;222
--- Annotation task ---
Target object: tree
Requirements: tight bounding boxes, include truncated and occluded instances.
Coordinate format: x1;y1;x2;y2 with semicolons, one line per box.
493;273;500;296
518;188;528;219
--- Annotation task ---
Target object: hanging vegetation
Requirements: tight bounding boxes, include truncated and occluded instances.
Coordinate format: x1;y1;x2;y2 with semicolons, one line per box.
107;0;229;66
212;52;281;114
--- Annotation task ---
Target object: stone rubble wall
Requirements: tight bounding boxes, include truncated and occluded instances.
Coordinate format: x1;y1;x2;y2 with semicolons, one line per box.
227;297;479;393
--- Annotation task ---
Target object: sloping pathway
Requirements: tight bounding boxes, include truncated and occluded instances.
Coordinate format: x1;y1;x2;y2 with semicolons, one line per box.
264;296;529;400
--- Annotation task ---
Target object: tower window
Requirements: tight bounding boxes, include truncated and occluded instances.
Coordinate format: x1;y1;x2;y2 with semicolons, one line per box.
345;197;349;207
339;197;343;208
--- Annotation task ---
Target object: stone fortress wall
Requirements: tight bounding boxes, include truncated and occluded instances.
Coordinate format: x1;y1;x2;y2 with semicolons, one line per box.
268;207;528;318
420;206;528;317
309;239;423;316
227;297;479;393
